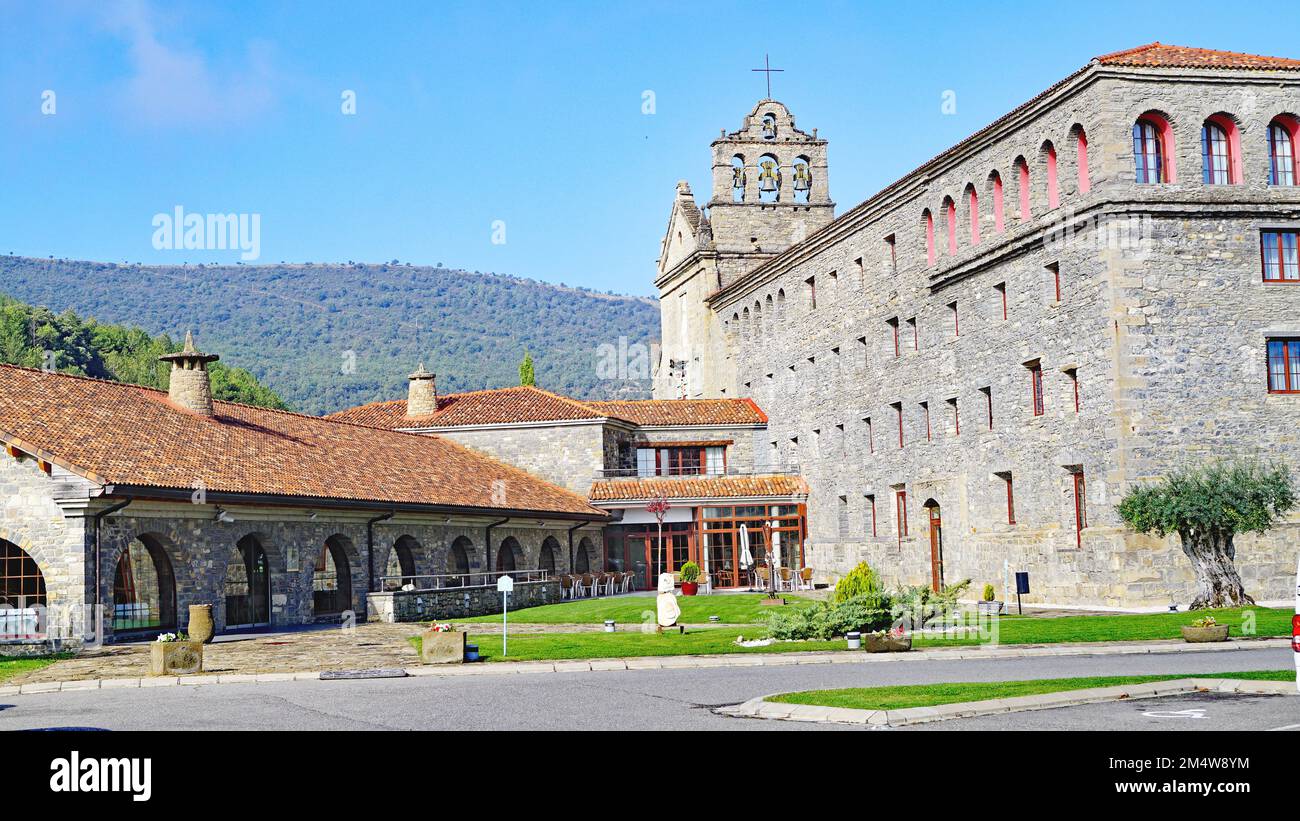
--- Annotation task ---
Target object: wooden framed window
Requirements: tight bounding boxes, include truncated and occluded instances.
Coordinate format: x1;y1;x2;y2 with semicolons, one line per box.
865;494;877;537
998;472;1016;524
888;317;900;357
1201;119;1234;185
1047;262;1061;302
1267;339;1300;393
891;402;903;448
995;282;1007;320
1029;362;1045;416
1133;117;1168;183
981;386;993;429
1072;470;1087;548
1268;118;1298;186
895;489;909;545
1261;231;1300;283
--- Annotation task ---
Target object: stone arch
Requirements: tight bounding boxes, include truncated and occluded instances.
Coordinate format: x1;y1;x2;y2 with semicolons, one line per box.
448;535;472;584
1201;111;1243;185
941;195;957;256
223;533;272;630
753;299;763;336
496;536;523;572
962;182;979;246
921;208;935;265
1039;139;1059;209
985;169;1004;233
0;537;47;616
539;536;561;573
730;154;746;202
776;289;786;321
1013;155;1031;221
757;152;780;202
574;536;598;574
111;533;178;636
311;534;358;617
384;535;421;590
1133;109;1176;183
1069;123;1090;194
1267;113;1299;186
792;154;812;202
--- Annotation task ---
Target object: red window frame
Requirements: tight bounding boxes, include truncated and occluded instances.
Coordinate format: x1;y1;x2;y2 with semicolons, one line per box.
968;187;980;245
888;317;900;357
892;402;903;449
1003;474;1016;524
1072;471;1087;548
1267;339;1300;393
896;489;908;545
1029;363;1045;416
995;282;1007;320
1261;231;1300;283
1067;368;1080;412
866;494;877;537
1048;263;1061;302
1268;119;1298;187
885;234;897;273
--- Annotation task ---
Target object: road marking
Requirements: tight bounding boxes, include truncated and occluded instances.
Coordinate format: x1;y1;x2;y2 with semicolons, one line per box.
1141;708;1207;719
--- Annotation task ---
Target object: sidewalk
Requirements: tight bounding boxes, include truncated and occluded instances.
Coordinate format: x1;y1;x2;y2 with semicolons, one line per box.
2;636;1288;697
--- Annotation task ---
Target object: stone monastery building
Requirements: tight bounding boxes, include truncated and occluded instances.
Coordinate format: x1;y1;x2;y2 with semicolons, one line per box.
3;43;1300;651
653;43;1300;607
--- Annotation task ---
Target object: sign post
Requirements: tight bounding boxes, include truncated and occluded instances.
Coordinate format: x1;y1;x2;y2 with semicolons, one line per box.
498;574;514;657
1015;572;1030;616
1292;553;1299;693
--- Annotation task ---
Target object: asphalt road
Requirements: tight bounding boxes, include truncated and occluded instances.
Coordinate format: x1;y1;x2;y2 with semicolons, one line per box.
0;647;1292;731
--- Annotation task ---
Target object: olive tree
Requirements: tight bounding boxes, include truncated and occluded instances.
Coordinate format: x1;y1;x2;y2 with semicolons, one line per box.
1117;459;1296;609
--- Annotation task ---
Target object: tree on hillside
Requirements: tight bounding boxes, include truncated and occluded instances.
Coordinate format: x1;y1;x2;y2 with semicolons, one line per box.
518;350;535;387
1117;459;1296;609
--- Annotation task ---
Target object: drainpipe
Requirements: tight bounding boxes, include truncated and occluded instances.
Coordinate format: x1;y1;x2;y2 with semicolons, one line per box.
485;517;510;575
366;510;394;593
93;497;133;633
567;521;585;573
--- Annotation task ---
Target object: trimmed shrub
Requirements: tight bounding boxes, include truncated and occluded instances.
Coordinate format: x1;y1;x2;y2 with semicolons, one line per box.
832;561;881;603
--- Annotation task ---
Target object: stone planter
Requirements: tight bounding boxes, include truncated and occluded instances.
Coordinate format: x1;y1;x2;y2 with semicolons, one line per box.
863;633;912;653
420;629;466;664
976;600;1004;616
149;641;204;676
1181;625;1230;643
188;604;215;644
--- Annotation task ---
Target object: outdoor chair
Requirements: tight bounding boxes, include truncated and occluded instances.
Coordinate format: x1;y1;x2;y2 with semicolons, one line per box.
778;566;794;591
580;573;596;598
559;574;577;600
798;567;814;591
621;573;635;593
755;566;771;589
608;572;624;595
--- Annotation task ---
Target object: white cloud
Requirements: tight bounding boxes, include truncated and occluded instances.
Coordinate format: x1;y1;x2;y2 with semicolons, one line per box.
101;0;277;127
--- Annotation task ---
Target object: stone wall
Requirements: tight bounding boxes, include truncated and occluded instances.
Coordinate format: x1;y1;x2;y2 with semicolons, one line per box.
365;579;560;623
433;422;606;495
664;67;1300;607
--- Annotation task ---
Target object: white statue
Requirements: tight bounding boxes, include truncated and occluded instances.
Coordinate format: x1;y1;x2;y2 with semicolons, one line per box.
656;571;681;630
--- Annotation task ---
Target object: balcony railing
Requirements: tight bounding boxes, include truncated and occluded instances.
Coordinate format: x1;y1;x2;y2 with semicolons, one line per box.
594;466;801;480
372;569;551;593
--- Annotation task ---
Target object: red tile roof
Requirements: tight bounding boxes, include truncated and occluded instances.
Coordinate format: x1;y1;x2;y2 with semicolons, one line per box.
327;386;610;429
585;398;767;426
0;364;604;518
328;388;768;429
1095;43;1300;71
588;474;807;502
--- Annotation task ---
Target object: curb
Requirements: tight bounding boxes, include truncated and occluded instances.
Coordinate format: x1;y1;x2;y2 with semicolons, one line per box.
717;678;1300;727
0;637;1289;697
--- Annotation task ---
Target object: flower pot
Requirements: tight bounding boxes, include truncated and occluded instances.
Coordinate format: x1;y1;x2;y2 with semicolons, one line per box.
681;582;699;596
187;604;215;644
421;629;466;664
863;633;912;653
977;600;1004;616
149;642;204;676
1181;624;1229;643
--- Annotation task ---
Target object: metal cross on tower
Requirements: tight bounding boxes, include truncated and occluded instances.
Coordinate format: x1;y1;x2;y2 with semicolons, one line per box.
751;54;784;99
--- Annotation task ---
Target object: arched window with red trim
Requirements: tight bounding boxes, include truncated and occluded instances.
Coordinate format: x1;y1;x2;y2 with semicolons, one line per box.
1268;115;1298;187
966;185;979;245
1043;141;1059;209
943;196;957;255
1074;127;1090;194
1201;113;1241;185
989;171;1004;233
1133;112;1174;183
1015;158;1031;221
923;209;935;266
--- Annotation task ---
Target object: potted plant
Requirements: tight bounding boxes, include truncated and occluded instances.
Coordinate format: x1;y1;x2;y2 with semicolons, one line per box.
149;632;203;676
863;624;912;653
679;561;701;596
420;622;467;664
1180;615;1230;643
976;583;1003;616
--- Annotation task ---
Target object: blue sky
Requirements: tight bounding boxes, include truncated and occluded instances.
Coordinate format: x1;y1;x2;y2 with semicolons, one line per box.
1;0;1293;296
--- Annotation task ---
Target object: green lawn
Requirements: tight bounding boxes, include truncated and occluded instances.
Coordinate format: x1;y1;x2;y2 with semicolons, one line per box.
453;593;814;625
919;606;1292;648
408;605;1292;665
0;654;71;685
767;670;1296;711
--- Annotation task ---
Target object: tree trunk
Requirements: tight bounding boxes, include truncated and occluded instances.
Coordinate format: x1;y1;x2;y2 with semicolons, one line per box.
1179;530;1255;609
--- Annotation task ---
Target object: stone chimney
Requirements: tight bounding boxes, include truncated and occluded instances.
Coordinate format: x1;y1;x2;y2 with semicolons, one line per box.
406;362;439;417
159;331;220;416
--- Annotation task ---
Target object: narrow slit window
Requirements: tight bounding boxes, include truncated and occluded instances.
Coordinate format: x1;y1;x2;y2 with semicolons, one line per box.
1029;362;1045;416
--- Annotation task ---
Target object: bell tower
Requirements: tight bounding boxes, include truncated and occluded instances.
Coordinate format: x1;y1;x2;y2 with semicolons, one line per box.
707;99;834;274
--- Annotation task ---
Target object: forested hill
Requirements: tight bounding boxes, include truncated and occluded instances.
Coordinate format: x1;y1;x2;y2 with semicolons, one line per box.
0;256;660;415
0;294;287;409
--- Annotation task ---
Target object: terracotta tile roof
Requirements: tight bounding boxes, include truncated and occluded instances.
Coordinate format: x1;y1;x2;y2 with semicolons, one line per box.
589;474;807;502
0;364;604;518
329;388;769;429
326;385;614;429
1095;43;1300;71
585;398;767;426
